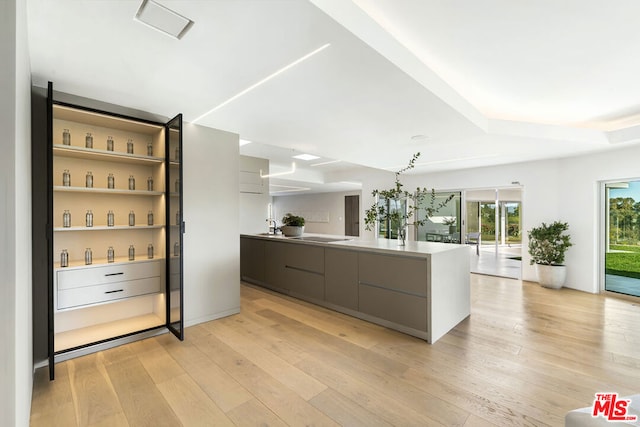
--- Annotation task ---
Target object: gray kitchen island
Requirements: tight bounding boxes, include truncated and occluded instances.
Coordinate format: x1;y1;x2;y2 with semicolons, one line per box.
240;234;470;343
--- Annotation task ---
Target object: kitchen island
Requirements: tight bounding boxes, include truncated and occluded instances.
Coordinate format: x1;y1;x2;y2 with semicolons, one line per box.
240;233;470;343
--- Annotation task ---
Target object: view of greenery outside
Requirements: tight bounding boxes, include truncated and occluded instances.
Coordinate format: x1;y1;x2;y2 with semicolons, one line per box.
606;196;640;279
477;202;521;244
377;197;406;239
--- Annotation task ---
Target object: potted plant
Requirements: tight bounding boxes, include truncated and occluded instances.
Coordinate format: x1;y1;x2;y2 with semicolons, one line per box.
443;217;457;234
527;221;573;289
364;153;453;245
280;213;305;237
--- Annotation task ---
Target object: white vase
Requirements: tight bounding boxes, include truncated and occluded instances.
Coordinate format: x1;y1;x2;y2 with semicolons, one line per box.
535;264;566;289
281;225;304;237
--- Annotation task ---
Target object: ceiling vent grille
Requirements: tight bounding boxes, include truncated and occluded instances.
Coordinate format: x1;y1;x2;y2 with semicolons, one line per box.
134;0;194;40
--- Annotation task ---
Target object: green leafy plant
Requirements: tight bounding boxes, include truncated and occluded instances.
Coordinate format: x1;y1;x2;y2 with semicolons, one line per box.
364;153;453;243
528;221;572;265
281;213;305;227
443;217;456;226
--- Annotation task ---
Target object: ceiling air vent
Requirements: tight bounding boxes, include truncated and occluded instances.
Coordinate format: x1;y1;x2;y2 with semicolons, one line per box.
134;0;194;40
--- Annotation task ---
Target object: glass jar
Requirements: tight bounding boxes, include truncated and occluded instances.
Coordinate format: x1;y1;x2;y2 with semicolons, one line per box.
62;169;71;187
176;210;180;226
147;176;153;191
107;173;115;189
62;129;71;145
107;210;114;227
63;210;71;228
147;243;154;259
107;246;115;263
147;210;154;226
173;241;180;257
85;171;93;188
60;249;69;267
128;245;135;261
128;175;135;190
147;142;153;156
85;210;93;227
129;210;135;226
84;248;92;265
85;132;93;149
107;136;114;151
127;138;134;154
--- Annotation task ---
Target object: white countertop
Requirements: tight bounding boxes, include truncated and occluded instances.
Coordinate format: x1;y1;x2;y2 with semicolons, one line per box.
241;233;467;257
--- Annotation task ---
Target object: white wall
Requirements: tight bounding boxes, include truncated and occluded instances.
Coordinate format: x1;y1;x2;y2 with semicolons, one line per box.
183;123;240;326
273;190;362;235
1;0;33;425
239;155;270;234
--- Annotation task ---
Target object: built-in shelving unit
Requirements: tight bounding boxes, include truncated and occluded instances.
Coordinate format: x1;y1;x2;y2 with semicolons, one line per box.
47;95;184;375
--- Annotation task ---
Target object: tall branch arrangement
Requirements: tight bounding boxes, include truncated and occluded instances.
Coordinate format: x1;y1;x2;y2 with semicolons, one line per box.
364;153;453;243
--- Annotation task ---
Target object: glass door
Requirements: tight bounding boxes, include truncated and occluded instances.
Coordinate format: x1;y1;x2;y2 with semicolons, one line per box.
604;181;640;297
377;196;407;239
166;114;184;339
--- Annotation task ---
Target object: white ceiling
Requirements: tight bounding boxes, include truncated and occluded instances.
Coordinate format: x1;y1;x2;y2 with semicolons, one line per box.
27;0;640;192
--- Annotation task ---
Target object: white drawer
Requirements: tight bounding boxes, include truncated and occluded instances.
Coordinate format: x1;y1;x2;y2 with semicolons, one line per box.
57;261;163;290
57;277;162;310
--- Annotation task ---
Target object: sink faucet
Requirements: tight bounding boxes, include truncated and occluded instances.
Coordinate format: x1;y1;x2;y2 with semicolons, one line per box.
266;218;278;235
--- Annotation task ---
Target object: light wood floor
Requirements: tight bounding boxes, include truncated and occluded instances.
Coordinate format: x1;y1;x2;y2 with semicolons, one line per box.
31;275;640;426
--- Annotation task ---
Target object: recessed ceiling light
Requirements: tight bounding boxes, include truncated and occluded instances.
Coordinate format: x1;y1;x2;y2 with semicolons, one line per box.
239;139;252;146
411;134;428;141
134;0;194;40
292;154;320;161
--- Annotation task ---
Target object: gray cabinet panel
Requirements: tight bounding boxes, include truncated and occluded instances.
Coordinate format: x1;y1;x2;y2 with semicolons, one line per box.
283;243;324;274
240;237;265;283
325;248;358;310
358;253;427;297
358;284;427;331
282;243;325;299
286;267;325;301
264;240;289;291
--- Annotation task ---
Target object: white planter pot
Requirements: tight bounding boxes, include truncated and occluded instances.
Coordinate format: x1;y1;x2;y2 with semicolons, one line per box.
281;225;304;237
535;264;567;289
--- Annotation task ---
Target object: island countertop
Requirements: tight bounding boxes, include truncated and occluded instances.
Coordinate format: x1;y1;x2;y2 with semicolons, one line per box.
240;233;471;343
240;232;467;257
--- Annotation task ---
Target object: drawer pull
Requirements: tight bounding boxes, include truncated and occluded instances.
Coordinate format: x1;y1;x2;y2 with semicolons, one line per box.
104;289;124;294
105;272;124;277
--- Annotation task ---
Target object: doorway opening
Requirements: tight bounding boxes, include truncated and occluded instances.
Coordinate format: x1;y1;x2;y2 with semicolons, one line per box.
344;195;360;237
465;188;522;279
603;180;640;297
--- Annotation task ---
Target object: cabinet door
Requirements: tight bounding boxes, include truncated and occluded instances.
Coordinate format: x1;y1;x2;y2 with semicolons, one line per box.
358;252;428;332
46;82;55;380
264;241;289;292
166;114;184;340
325;248;358;310
240;237;265;283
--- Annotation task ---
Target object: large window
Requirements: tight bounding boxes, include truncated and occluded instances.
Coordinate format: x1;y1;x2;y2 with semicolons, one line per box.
415;192;462;243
